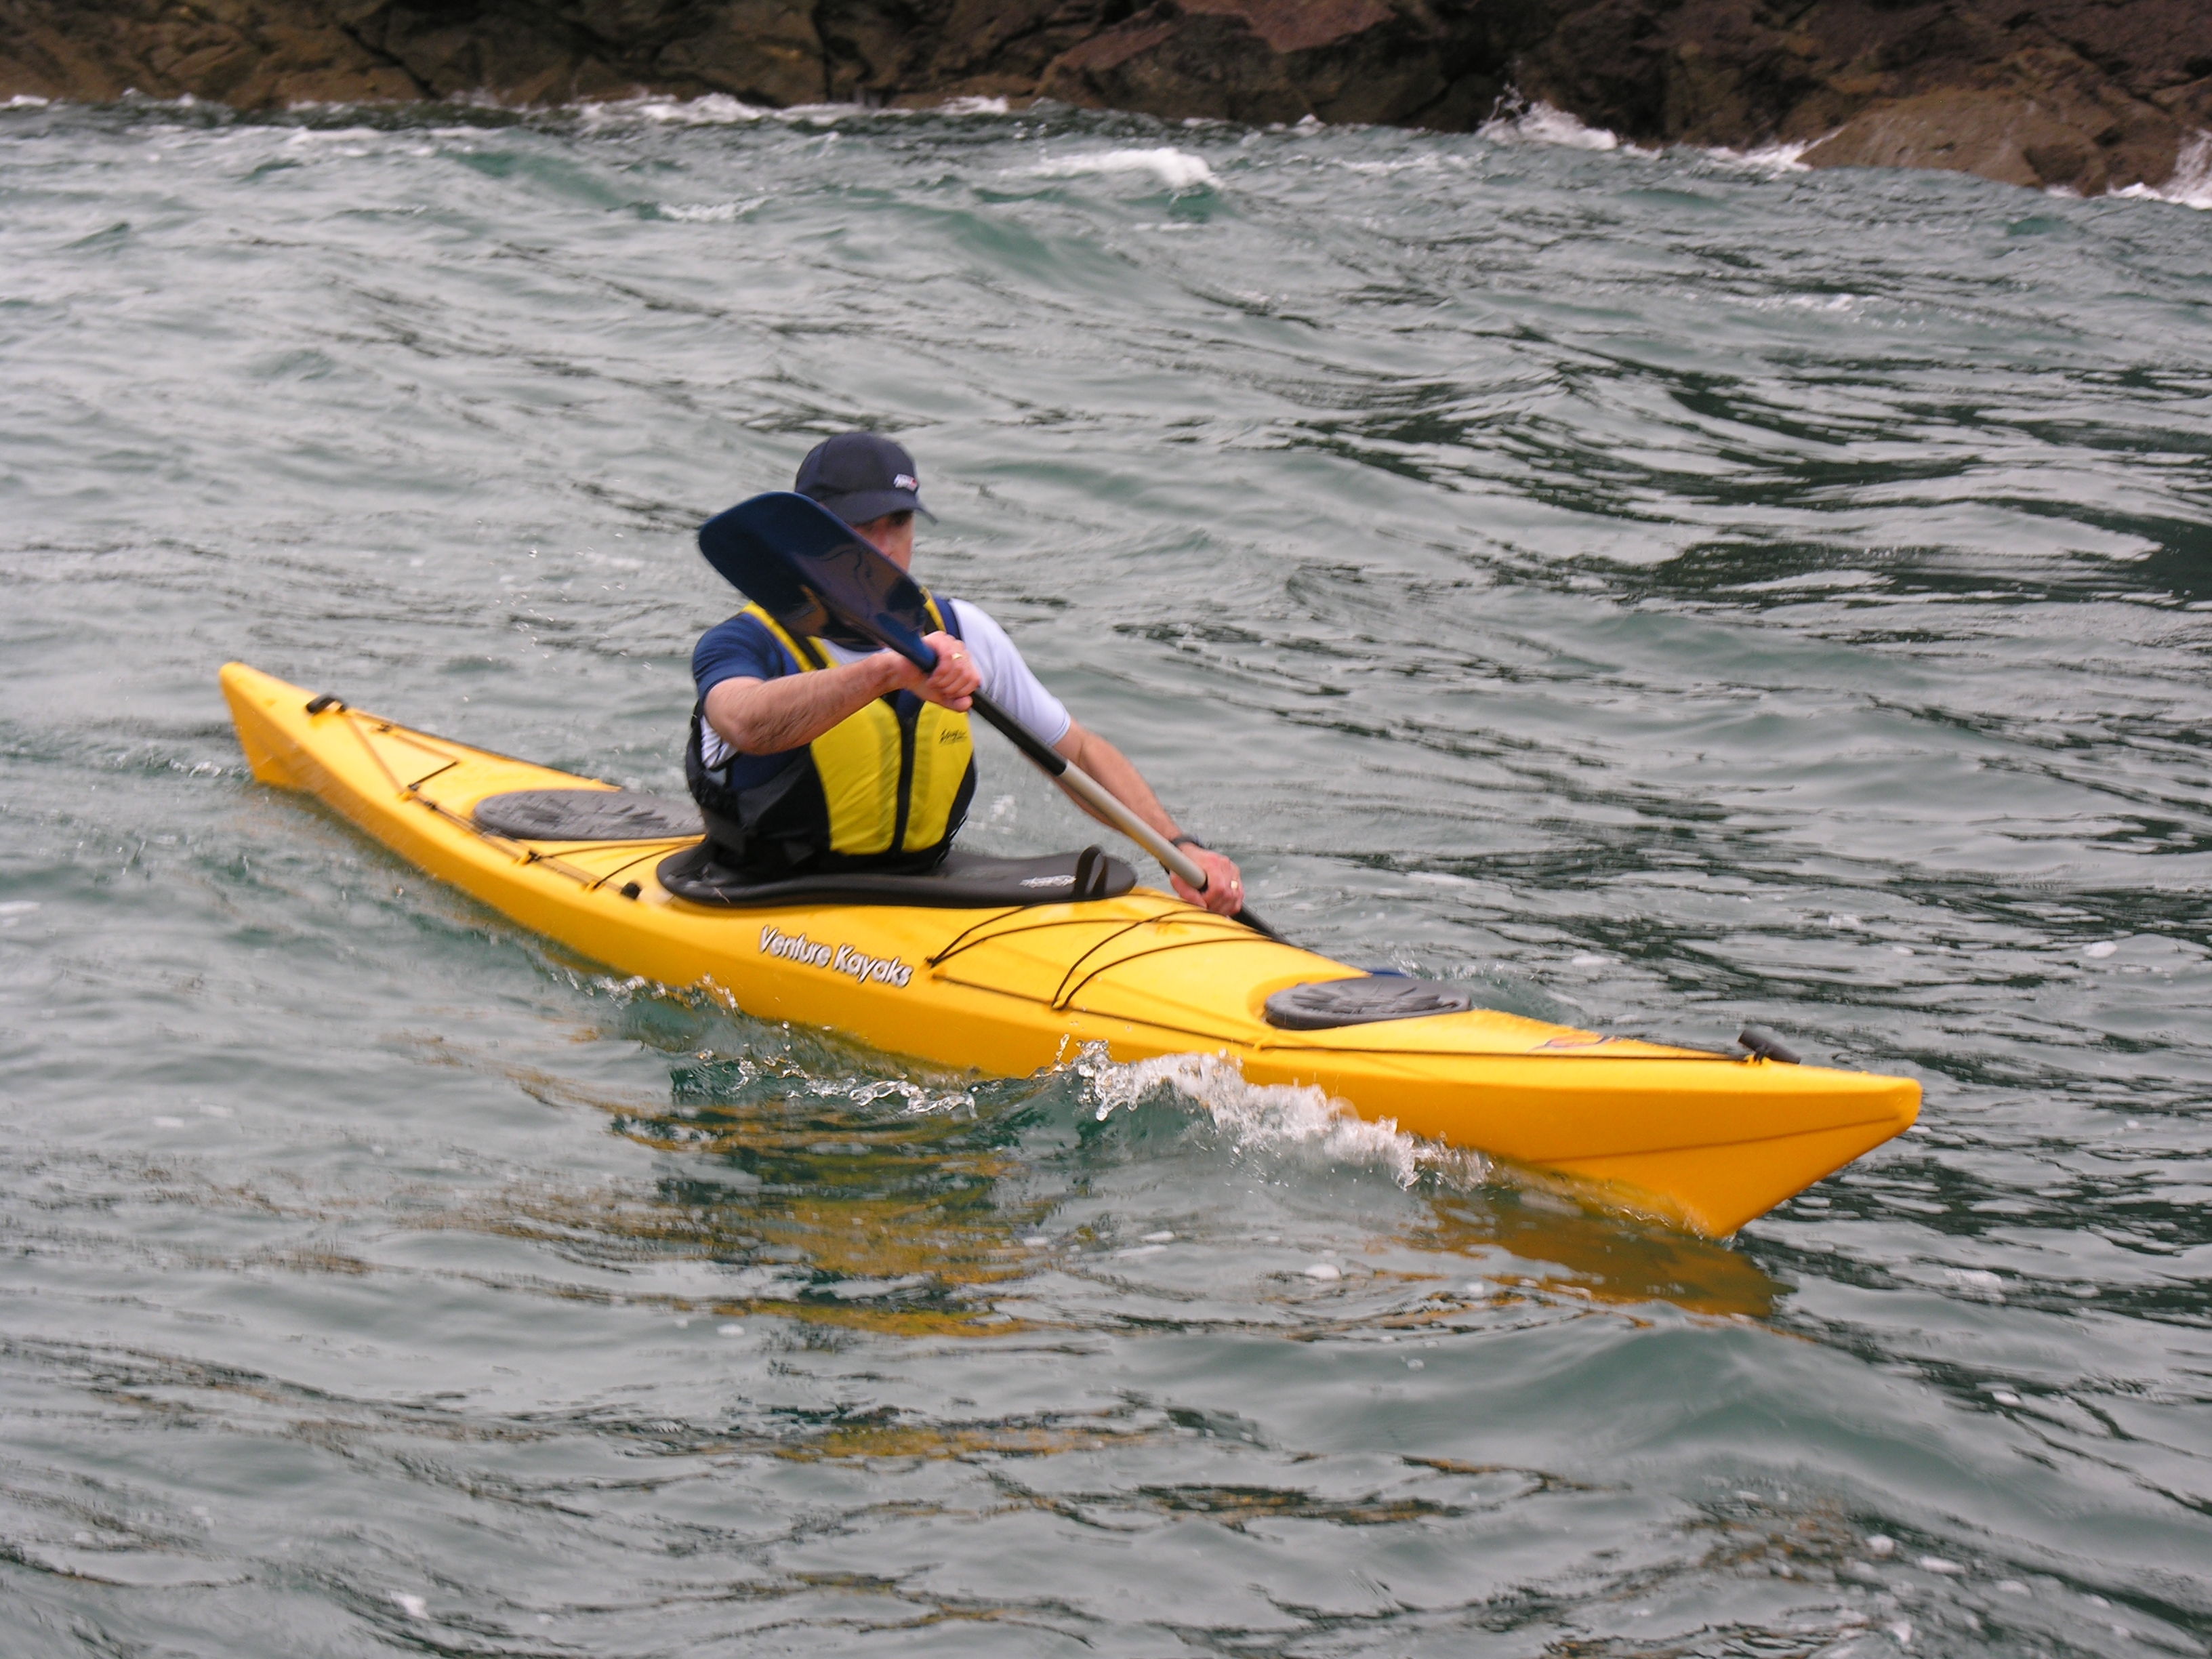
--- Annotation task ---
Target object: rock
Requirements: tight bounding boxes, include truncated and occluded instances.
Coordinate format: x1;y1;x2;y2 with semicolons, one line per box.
657;1;828;106
1502;0;2212;195
345;1;823;105
0;0;424;106
1038;0;1465;129
1803;79;2177;194
0;0;2205;200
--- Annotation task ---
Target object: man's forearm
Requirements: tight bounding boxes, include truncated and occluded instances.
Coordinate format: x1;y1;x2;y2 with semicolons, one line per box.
1052;720;1244;915
706;659;899;755
1057;724;1179;840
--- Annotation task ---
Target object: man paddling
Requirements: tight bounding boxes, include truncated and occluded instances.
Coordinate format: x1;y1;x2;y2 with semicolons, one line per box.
687;432;1246;915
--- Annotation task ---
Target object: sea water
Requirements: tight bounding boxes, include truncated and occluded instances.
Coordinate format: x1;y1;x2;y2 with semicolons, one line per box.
2;94;2209;1654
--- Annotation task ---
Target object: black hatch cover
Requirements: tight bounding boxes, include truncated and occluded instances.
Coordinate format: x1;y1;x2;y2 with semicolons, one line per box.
474;789;703;842
1264;976;1473;1030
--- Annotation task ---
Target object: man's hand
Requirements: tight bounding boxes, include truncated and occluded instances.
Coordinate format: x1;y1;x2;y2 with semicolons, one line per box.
882;630;980;711
1170;845;1246;917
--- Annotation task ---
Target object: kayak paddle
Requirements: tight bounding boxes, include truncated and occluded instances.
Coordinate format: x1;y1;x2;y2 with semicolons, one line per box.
697;492;1277;937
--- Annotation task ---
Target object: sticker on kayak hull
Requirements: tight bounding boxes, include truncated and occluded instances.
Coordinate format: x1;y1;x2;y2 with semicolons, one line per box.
758;924;914;989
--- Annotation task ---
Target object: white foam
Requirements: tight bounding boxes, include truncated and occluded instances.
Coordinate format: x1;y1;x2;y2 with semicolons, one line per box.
1704;134;1827;173
281;125;390;148
1077;1046;1483;1187
842;1076;975;1115
766;101;869;125
1027;147;1218;191
607;95;1011;127
656;200;752;222
581;94;768;129
642;94;767;126
2116;130;2212;210
1481;100;1644;155
1734;569;1884;592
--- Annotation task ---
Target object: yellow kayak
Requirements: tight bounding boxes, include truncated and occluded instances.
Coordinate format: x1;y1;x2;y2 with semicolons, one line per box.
220;661;1918;1235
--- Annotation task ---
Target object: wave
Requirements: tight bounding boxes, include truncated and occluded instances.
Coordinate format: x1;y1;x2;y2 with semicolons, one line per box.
651;199;755;222
575;91;1015;132
2116;129;2212;209
1076;1046;1486;1187
1478;98;1814;174
579;93;768;127
1702;134;1827;173
1479;99;1648;157
1023;146;1218;191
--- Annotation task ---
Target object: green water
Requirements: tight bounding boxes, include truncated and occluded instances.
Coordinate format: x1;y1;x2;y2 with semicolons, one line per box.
3;95;2209;1655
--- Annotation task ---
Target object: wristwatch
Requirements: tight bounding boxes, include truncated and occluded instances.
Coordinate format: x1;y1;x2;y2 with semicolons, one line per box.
1169;834;1208;851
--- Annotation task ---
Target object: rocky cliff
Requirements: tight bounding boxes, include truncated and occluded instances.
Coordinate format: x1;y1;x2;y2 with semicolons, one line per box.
3;1;2207;197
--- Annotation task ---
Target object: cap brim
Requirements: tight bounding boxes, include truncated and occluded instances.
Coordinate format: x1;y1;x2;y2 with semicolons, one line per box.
817;489;935;526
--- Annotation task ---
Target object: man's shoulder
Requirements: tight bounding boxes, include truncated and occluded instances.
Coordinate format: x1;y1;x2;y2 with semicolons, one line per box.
940;595;1002;638
693;611;787;690
696;610;775;648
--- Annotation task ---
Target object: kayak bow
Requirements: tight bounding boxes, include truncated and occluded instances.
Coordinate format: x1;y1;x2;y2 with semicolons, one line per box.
220;661;1919;1237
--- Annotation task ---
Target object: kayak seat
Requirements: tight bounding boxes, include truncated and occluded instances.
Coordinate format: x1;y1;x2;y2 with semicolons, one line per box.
1265;976;1473;1030
474;788;703;842
656;840;1139;910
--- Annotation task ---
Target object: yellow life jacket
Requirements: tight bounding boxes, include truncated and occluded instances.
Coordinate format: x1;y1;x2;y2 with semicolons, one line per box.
736;598;976;862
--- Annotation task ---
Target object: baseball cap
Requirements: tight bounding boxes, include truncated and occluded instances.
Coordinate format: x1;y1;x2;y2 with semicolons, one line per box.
793;432;936;526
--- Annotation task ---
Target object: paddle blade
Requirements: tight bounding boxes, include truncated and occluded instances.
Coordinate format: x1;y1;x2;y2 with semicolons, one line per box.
697;492;937;668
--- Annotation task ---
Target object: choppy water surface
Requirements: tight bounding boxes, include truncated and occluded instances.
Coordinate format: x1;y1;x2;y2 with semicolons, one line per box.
3;95;2210;1656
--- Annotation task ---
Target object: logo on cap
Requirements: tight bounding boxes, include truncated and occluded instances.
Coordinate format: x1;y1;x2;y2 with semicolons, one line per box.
894;474;918;491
